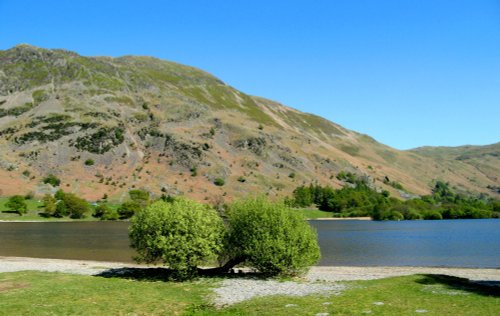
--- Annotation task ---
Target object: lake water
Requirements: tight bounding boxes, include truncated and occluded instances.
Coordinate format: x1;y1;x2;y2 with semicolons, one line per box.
0;219;499;268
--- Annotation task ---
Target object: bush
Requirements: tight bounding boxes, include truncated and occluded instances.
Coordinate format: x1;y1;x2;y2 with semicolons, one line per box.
129;199;225;279
225;197;320;276
6;195;28;215
41;194;57;217
43;174;61;187
213;178;225;186
118;201;142;219
128;189;150;207
94;204;118;220
84;159;94;166
62;193;90;219
54;200;68;217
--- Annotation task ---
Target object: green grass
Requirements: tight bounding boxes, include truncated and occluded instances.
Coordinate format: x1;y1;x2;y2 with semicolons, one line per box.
294;208;333;219
204;274;500;316
0;271;212;315
0;272;498;315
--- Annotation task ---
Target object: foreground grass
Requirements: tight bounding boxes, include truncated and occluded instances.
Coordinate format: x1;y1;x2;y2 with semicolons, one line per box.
0;271;213;315
211;275;500;316
0;272;498;315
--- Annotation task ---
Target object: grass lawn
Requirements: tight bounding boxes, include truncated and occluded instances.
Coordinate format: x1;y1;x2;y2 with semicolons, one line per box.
0;272;498;315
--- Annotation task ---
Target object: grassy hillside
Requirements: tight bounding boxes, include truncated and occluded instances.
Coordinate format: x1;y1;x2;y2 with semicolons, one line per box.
0;44;498;202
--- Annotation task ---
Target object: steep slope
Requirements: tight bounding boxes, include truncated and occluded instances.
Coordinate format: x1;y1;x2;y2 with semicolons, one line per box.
0;45;498;201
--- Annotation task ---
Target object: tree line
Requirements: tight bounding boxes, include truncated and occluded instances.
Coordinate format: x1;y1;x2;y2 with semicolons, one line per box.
288;175;500;220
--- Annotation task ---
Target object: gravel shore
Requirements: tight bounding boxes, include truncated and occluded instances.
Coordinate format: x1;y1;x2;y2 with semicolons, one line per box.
2;256;498;306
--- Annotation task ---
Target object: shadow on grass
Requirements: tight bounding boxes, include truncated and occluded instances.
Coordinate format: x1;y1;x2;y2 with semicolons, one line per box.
1;210;20;214
416;274;500;297
96;267;264;282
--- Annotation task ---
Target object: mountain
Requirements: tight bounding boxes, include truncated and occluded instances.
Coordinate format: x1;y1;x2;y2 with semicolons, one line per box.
0;44;498;202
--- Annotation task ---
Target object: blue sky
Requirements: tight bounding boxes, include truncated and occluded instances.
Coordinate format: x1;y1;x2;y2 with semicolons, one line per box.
1;0;499;149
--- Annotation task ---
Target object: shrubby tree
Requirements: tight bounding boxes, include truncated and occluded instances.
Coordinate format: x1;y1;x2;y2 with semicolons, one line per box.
42;194;57;217
128;189;150;207
93;204;118;220
129;199;225;279
118;201;141;219
6;195;28;215
225;197;321;276
43;174;61;187
63;193;90;219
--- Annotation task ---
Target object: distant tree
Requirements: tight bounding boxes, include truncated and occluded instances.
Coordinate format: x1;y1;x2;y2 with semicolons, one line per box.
128;189;150;207
61;193;90;219
292;185;313;207
93;204;118;220
84;159;94;166
213;178;225;186
118;201;142;219
6;195;28;215
43;174;61;187
54;200;68;217
54;189;66;201
41;194;57;217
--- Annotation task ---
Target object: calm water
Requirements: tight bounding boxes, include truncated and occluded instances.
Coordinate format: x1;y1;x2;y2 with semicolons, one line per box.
0;219;499;267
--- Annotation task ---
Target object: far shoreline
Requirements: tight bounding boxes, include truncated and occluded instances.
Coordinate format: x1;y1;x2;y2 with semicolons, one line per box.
308;217;372;221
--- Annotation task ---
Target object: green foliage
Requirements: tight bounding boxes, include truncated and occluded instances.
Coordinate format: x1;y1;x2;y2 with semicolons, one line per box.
118;201;142;219
128;189;150;207
93;204;118;220
226;197;320;276
73;126;125;154
6;195;28;215
383;176;404;190
32;89;49;105
43;174;61;187
336;171;361;184
289;172;498;221
129;199;225;279
55;200;68;217
213;178;225;186
190;166;198;177
61;193;90;219
0;103;33;118
237;176;246;183
84;159;94;166
41;194;57;217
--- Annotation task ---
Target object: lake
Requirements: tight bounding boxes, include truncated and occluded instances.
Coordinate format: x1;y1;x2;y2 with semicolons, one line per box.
0;219;499;268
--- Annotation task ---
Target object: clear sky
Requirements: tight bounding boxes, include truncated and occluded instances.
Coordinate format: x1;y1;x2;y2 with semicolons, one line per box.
1;0;499;149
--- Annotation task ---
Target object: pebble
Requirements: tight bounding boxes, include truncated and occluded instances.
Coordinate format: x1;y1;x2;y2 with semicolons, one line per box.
415;310;428;313
322;302;332;305
361;310;372;314
285;304;298;308
315;313;329;316
213;279;345;306
373;302;384;306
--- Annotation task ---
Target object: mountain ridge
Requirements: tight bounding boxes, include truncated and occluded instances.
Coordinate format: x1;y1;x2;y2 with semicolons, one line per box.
0;44;498;201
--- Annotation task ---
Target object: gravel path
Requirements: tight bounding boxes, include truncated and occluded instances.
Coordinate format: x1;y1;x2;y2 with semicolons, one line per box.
1;257;499;306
